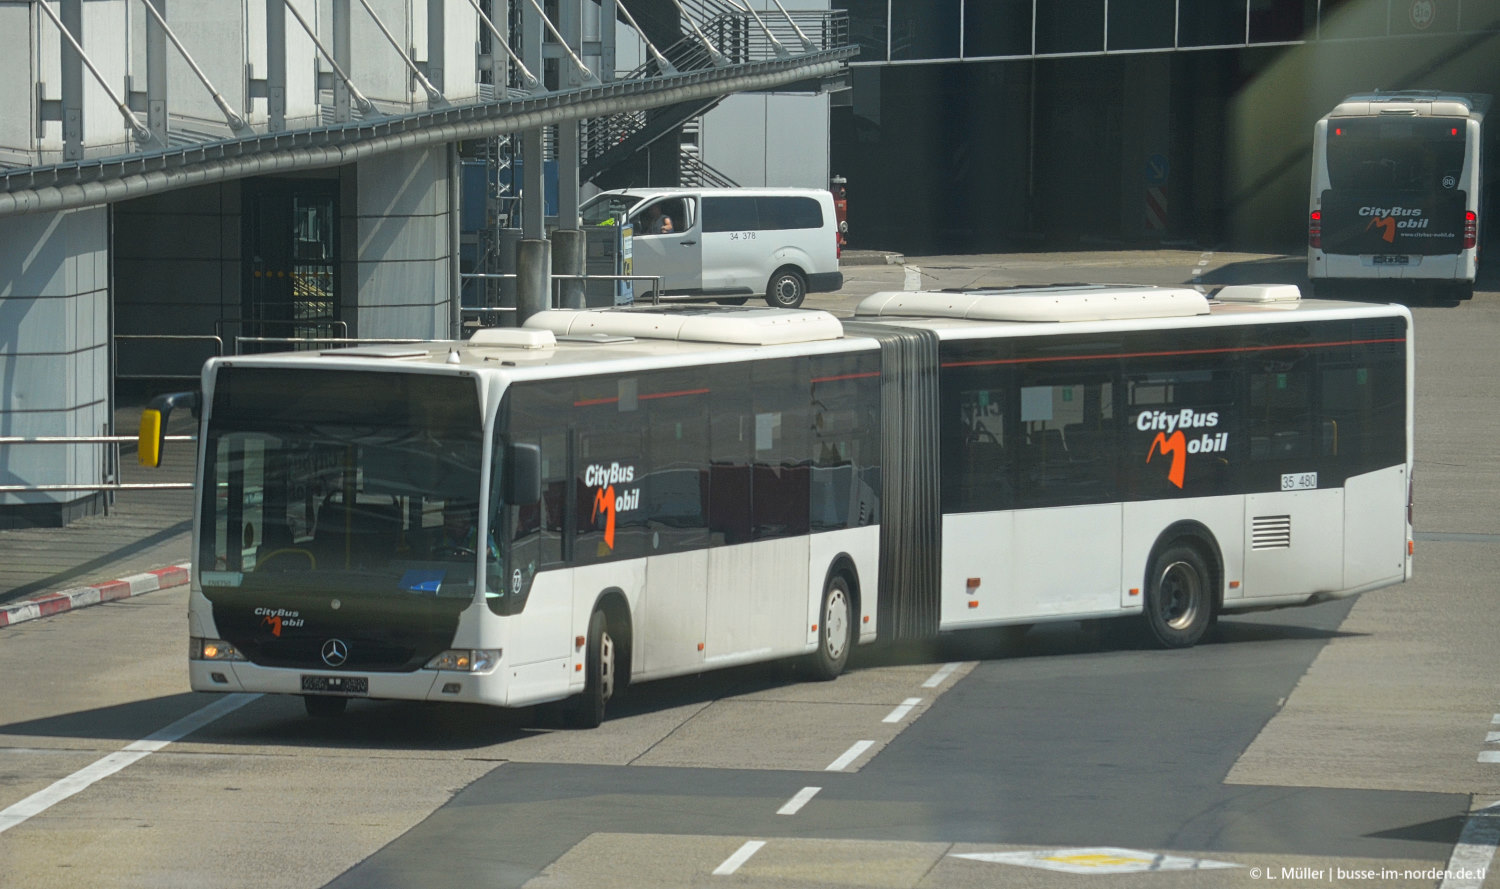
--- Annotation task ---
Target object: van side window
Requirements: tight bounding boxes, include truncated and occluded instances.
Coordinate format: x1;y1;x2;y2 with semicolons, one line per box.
759;196;823;230
702;196;759;233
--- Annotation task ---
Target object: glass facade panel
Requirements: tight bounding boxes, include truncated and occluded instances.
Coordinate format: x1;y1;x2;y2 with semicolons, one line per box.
1108;0;1177;50
1179;0;1248;46
963;0;1033;57
837;0;890;63
891;0;962;60
1037;0;1105;54
1318;0;1388;38
1249;0;1315;41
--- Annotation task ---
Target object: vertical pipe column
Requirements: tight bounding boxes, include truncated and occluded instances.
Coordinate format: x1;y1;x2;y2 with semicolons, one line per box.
60;0;83;161
555;0;582;228
265;0;286;132
427;0;446;95
333;0;352;123
516;238;552;325
146;0;169;143
551;228;585;309
520;0;546;239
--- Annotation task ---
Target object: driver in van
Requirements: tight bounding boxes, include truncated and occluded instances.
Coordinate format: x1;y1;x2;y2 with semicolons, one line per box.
642;204;674;234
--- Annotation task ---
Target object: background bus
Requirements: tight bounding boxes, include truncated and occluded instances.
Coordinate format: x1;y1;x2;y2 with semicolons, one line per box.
149;285;1413;726
1308;90;1489;299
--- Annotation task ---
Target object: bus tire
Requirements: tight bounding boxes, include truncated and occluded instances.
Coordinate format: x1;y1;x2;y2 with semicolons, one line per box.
807;575;853;680
1143;544;1215;649
303;695;347;718
568;610;615;728
765;267;807;309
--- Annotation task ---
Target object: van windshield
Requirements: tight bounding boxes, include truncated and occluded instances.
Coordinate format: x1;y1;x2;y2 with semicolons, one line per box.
581;193;641;225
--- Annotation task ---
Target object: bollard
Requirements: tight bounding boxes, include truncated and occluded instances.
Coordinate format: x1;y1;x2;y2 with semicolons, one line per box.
516;238;552;326
551;228;586;310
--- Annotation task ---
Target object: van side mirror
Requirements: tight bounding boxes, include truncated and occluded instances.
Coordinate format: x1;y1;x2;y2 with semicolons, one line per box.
504;443;542;505
138;390;201;468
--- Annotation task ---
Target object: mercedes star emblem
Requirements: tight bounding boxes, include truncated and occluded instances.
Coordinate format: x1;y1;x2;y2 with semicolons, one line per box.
321;638;349;667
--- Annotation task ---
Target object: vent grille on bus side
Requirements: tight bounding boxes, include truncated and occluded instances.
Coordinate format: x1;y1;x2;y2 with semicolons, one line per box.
1252;515;1293;550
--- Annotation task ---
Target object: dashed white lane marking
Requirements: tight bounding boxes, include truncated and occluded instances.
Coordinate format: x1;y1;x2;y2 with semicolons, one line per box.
0;693;260;835
825;740;875;772
1439;801;1500;889
777;786;821;815
713;840;766;875
882;698;923;724
903;265;922;290
1479;752;1500;763
1191;251;1215;281
922;662;962;688
1486;731;1500;743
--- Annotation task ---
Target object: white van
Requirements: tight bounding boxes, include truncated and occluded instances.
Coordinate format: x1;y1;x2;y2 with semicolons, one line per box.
581;187;844;308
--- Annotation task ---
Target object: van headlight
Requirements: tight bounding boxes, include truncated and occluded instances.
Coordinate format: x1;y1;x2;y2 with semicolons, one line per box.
424;649;501;673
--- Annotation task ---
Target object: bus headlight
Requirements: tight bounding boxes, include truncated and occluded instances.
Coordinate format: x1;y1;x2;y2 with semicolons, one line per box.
190;637;246;661
424;649;501;673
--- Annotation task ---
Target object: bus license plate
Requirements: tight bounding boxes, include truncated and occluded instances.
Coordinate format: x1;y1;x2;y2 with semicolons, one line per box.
1373;254;1409;265
301;675;368;695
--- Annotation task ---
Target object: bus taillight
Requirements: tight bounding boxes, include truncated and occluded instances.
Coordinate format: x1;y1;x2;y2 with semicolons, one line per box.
1309;210;1322;249
1464;211;1477;249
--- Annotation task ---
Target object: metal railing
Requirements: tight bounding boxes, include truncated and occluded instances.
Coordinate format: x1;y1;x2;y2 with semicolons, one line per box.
0;434;196;494
115;334;224;382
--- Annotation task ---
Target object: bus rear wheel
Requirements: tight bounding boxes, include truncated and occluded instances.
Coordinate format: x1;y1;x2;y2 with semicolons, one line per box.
568;610;615;728
807;576;853;680
1143;544;1214;649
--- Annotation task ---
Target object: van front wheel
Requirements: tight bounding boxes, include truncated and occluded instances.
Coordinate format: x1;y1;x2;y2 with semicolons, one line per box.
766;268;807;309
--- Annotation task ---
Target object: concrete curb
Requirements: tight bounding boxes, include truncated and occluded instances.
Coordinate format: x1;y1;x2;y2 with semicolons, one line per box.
0;563;192;629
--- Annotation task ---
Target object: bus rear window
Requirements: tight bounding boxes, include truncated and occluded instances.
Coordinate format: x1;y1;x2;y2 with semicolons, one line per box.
1326;118;1466;191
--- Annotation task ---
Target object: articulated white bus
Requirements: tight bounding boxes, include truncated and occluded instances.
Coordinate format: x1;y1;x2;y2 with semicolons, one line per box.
1309;90;1488;299
144;284;1413;725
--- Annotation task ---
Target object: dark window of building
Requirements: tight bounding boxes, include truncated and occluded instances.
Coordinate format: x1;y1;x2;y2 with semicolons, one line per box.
837;0;890;62
1179;0;1247;46
891;0;962;60
1249;0;1314;42
1036;0;1105;54
963;0;1033;56
1108;0;1177;50
1317;0;1386;38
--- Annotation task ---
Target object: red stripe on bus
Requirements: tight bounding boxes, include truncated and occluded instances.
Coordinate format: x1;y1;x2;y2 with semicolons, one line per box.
575;388;710;407
941;337;1406;368
640;388;711;400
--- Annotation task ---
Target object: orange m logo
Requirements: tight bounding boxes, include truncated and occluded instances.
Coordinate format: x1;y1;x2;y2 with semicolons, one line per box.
262;614;283;637
1365;215;1396;243
592;485;616;550
1148;430;1187;488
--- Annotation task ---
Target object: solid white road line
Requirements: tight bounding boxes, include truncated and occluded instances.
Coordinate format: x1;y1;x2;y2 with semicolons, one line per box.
777;786;821;816
1440;801;1500;889
825;740;875;772
921;662;961;688
713;840;766;875
0;693;259;835
882;697;922;724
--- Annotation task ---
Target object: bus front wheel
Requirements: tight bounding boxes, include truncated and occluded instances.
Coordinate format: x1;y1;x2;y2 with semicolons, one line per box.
568;610;615;728
807;575;853;680
1143;544;1215;649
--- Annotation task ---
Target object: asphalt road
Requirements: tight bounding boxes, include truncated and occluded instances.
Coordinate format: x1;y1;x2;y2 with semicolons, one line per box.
2;250;1498;889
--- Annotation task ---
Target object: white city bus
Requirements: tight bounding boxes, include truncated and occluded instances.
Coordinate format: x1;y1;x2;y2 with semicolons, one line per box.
145;284;1413;724
1309;90;1488;299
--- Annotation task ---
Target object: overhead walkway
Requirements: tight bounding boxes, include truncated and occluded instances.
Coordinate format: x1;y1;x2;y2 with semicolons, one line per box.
0;0;854;219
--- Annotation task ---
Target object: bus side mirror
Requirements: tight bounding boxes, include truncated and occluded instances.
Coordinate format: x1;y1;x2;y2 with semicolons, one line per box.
138;390;200;468
504;443;542;505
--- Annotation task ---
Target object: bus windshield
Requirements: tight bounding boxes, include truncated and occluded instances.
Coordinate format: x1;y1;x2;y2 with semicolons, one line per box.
198;368;491;603
1325;118;1466;192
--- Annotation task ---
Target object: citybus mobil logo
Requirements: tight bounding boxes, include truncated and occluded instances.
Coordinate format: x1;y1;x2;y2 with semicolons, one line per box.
255;607;303;636
587;462;640;552
1360;206;1427;243
1138;409;1226;489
